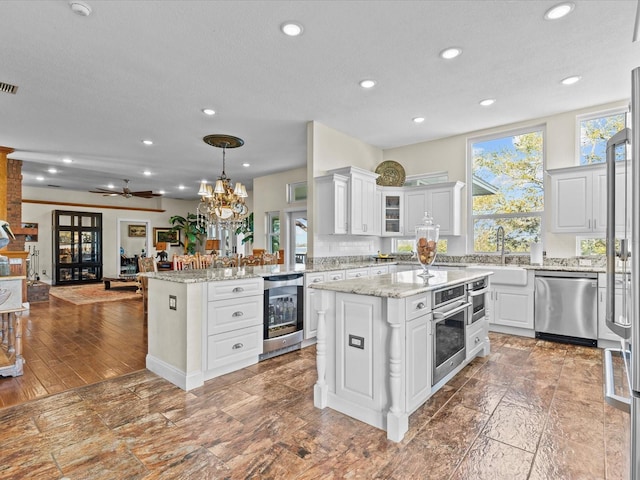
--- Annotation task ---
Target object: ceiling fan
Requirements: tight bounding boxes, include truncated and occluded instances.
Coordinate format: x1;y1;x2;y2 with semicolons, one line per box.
89;179;162;199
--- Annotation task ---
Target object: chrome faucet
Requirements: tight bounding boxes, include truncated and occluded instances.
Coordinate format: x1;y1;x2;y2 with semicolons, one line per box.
496;226;506;265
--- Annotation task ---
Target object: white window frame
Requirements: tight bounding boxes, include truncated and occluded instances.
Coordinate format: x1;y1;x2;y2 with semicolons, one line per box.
466;124;546;254
575;107;628;166
266;211;280;254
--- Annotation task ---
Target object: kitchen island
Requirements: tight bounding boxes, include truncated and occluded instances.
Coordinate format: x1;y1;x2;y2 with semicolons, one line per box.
310;268;492;442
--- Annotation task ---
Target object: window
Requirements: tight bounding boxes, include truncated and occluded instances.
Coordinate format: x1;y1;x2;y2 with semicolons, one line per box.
468;127;544;253
287;181;307;203
266;211;280;253
578;109;627;165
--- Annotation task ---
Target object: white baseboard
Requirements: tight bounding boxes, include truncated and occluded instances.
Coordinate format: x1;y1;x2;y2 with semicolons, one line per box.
146;354;203;391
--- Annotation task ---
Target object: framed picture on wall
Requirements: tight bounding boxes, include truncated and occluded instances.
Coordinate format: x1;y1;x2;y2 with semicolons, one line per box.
128;224;146;237
153;227;180;247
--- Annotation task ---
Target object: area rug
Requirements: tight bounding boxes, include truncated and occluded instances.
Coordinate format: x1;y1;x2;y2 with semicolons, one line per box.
48;283;142;305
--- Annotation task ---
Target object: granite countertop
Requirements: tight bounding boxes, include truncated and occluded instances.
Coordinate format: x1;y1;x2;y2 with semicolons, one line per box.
309;269;492;299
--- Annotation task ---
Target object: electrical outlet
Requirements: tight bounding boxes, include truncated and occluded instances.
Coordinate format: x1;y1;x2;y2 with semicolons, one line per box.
42;269;46;275
579;259;592;267
169;295;177;310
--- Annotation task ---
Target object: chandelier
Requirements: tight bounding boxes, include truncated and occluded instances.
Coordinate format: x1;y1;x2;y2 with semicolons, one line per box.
197;134;249;228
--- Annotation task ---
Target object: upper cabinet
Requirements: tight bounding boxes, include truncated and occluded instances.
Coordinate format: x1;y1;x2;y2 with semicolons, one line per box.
315;170;464;237
315;167;379;236
548;163;630;234
380;187;404;236
404;182;464;236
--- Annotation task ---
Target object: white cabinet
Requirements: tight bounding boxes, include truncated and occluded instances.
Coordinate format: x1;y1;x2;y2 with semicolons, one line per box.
206;279;263;377
316;167;379;235
304;269;345;339
315;173;348;235
486;272;534;331
597;273;630;343
549;163;630;233
380;187;404;236
404;182;464;236
405;311;431;412
466;318;488;361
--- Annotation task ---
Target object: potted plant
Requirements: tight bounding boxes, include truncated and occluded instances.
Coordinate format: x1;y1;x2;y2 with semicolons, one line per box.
169;213;206;255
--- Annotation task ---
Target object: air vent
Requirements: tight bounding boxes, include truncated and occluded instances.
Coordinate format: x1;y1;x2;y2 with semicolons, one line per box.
0;82;18;95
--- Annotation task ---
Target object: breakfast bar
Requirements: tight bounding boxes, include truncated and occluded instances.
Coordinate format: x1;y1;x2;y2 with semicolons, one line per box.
310;268;492;442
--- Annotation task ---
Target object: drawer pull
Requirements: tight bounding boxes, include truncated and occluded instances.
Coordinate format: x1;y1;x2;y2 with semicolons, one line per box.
416;302;425;310
331;276;341;280
355;273;362;277
313;278;322;283
475;336;480;344
232;311;244;317
232;343;244;350
232;287;244;293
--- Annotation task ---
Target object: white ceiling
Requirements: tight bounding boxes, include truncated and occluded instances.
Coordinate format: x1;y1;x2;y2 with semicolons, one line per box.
1;0;639;200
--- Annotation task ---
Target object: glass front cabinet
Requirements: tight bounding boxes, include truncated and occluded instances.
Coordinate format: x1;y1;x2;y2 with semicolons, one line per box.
53;210;103;285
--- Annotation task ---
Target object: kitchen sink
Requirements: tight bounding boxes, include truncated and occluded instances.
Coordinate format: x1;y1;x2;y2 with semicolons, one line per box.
467;265;528;286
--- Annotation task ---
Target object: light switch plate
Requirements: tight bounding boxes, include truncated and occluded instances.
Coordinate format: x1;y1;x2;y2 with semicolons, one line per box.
169;295;177;310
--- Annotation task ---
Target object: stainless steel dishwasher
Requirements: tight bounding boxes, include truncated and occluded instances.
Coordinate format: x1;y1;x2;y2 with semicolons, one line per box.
534;270;598;347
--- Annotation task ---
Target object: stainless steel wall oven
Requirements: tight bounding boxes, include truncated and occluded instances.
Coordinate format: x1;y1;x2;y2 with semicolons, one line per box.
260;273;304;360
432;284;470;385
467;277;488;324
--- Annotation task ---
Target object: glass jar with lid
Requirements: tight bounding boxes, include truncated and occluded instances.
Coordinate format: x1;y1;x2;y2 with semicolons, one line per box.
415;212;439;277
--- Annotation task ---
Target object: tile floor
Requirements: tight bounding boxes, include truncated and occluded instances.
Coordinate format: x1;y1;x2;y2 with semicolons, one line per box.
0;332;631;479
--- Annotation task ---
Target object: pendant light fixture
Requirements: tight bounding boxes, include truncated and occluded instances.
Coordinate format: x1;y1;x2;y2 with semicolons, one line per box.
197;135;249;229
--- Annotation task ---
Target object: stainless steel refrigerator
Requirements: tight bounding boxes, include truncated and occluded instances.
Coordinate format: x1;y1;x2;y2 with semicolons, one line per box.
604;66;639;480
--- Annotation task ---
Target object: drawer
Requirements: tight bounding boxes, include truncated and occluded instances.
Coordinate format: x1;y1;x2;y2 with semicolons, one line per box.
406;293;430;321
327;271;346;282
207;325;262;371
466;319;487;360
207;278;263;301
370;265;389;276
346;268;369;279
305;272;327;286
208;295;263;335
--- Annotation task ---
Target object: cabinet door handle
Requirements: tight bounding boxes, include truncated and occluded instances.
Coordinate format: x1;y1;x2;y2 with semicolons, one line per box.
416;302;425;310
232;343;244;350
475;336;480;344
232;287;244;293
594;219;597;229
232;311;244;317
588;219;591;229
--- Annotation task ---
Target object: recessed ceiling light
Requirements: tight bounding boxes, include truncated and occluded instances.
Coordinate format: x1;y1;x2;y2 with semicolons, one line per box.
413;117;425;124
359;79;376;89
47;168;57;174
242;163;250;167
561;75;582;85
143;170;151;176
62;157;72;164
158;190;166;195
479;98;496;107
202;108;216;116
69;1;92;17
178;185;186;190
281;22;304;36
544;2;575;20
107;183;115;189
36;176;44;181
439;47;462;60
142;139;153;146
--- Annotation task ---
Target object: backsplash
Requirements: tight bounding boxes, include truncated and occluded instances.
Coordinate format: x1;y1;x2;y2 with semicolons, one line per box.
307;253;607;268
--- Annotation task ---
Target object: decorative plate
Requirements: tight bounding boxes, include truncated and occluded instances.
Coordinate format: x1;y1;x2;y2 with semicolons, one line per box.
375;160;406;186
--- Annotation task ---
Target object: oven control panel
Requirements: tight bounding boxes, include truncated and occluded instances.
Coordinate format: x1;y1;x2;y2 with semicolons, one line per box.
433;284;466;307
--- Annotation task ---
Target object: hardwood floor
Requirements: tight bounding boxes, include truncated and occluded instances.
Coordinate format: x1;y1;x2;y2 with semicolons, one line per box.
0;296;146;408
0;296;631;479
